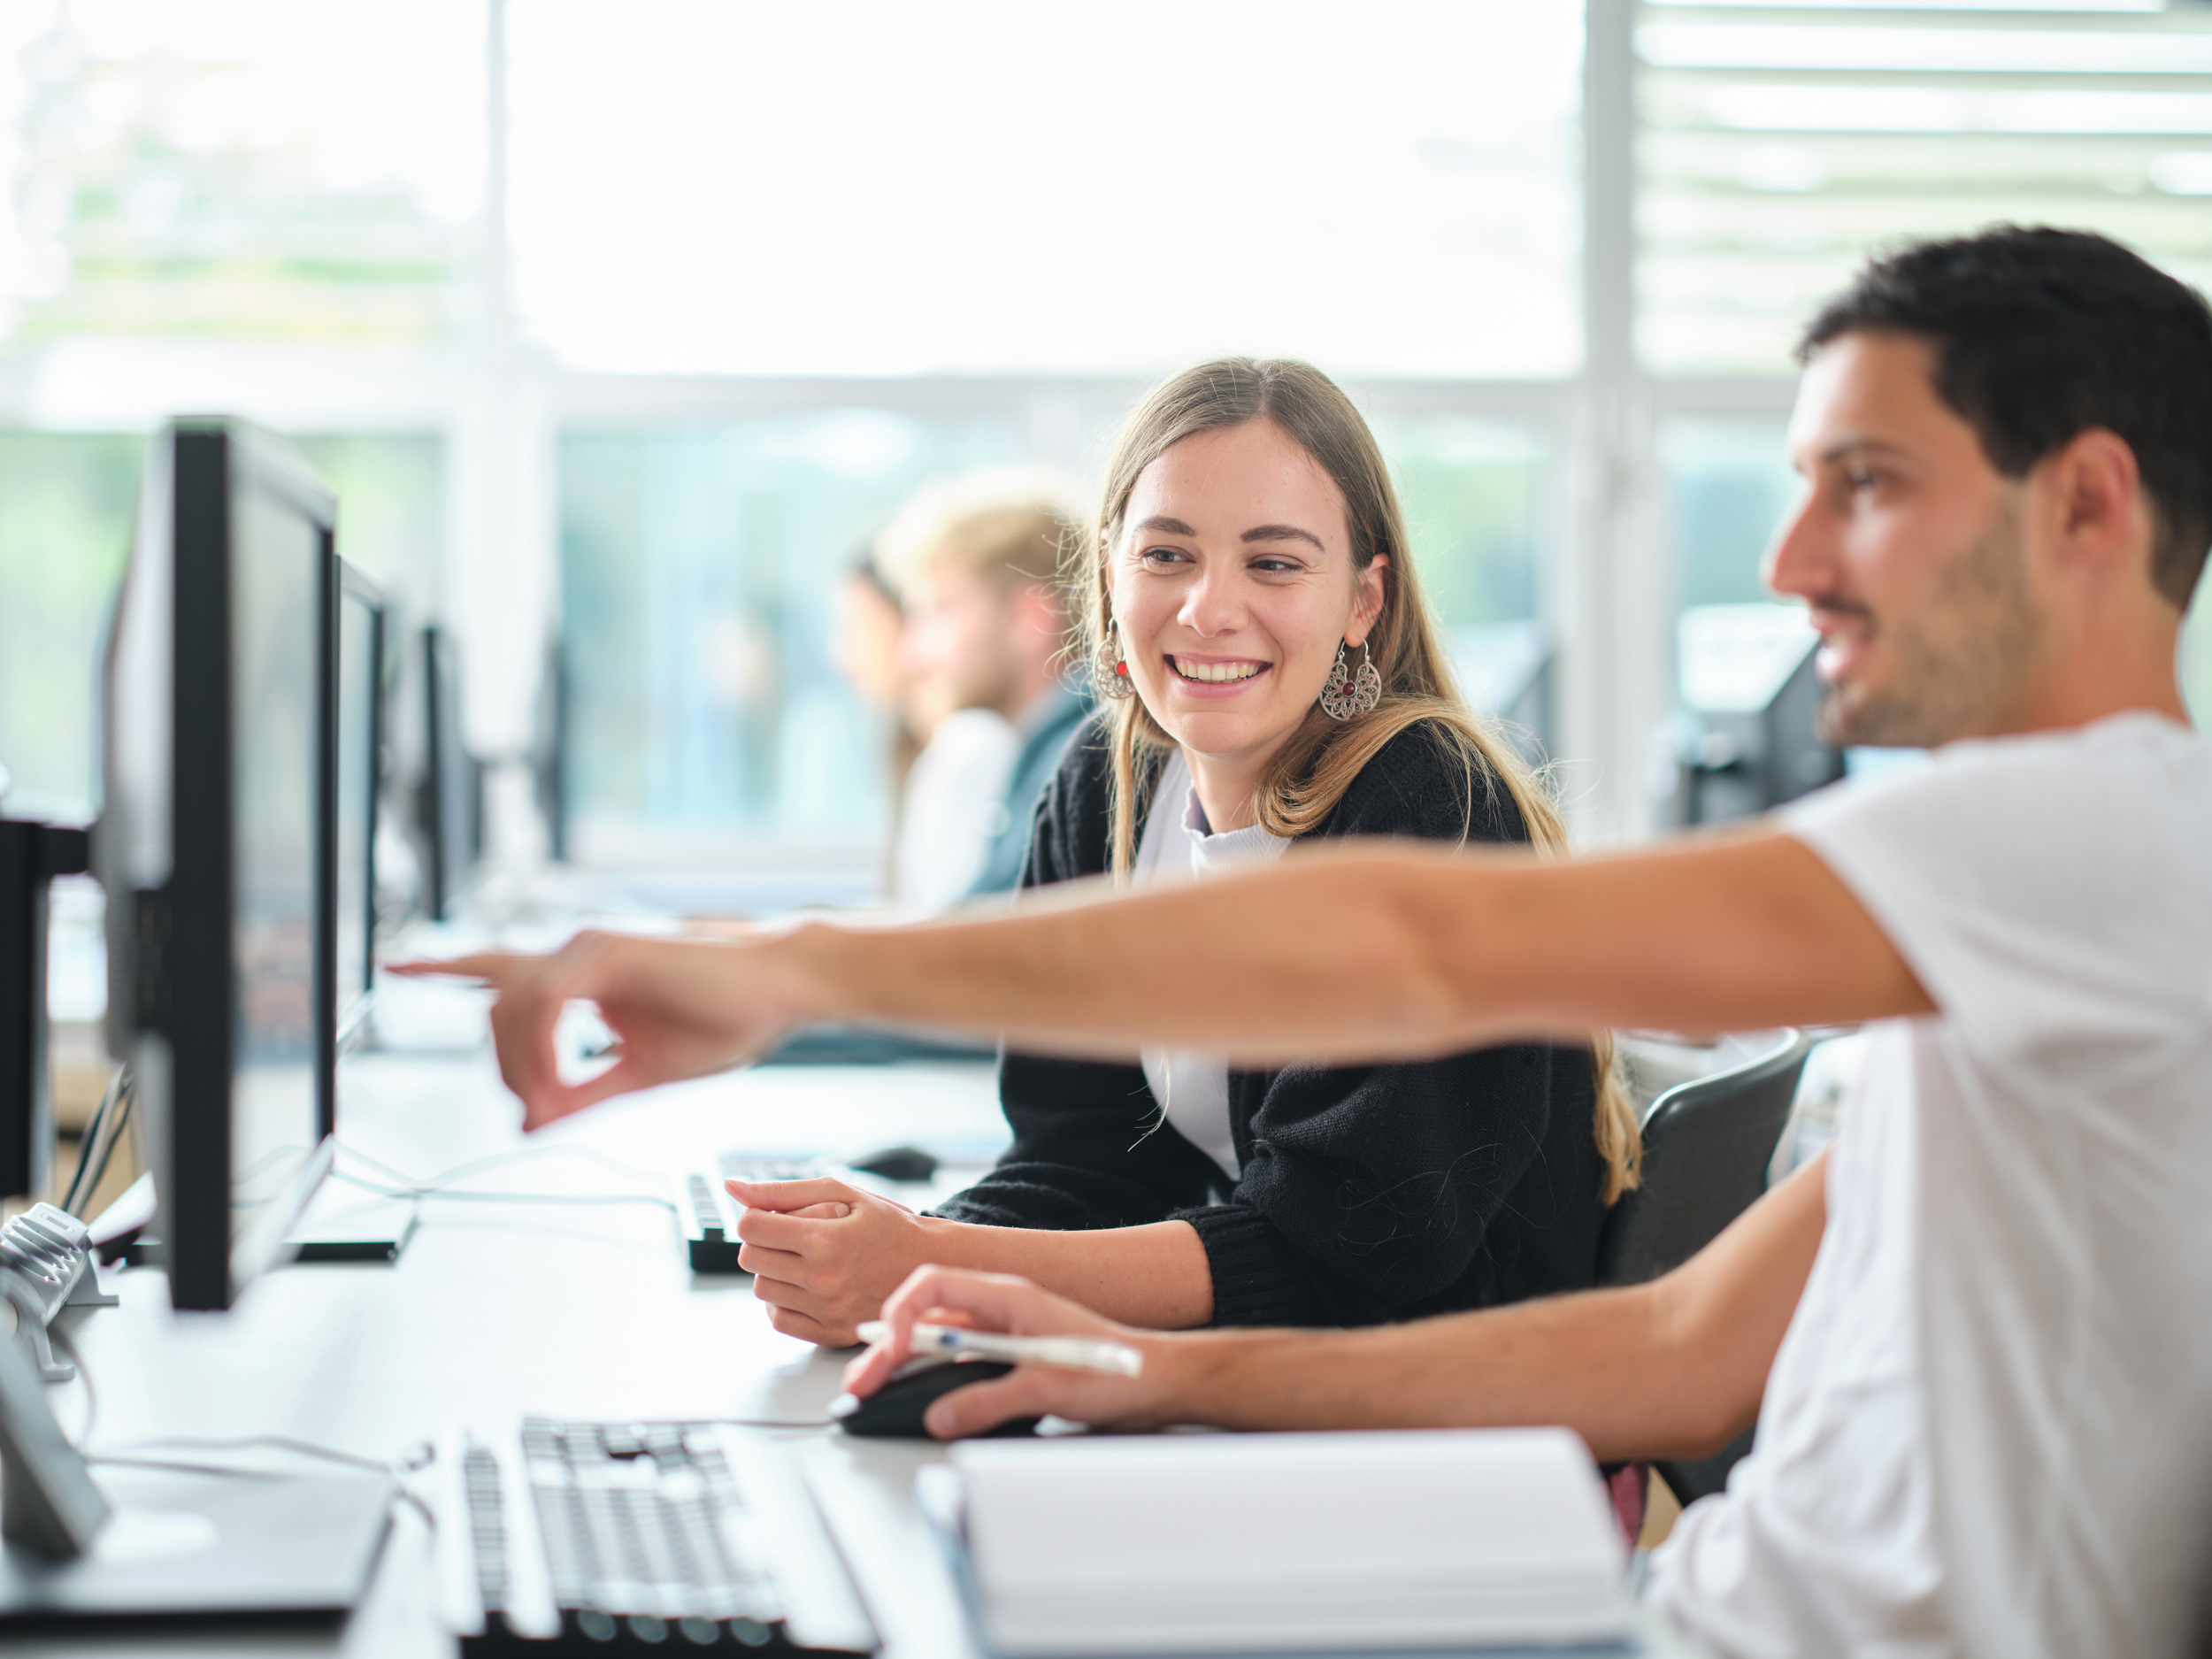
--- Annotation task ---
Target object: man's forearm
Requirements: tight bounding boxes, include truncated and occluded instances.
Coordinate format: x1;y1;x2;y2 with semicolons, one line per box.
780;850;1530;1066
1121;1151;1833;1458
774;834;1927;1067
1151;1288;1734;1461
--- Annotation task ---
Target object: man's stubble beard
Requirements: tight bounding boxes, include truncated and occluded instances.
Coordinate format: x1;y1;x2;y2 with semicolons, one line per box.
1815;508;2048;749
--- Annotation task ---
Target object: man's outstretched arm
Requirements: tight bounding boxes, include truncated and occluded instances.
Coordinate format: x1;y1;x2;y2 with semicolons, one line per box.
403;824;1928;1129
799;830;1925;1064
849;1148;1833;1457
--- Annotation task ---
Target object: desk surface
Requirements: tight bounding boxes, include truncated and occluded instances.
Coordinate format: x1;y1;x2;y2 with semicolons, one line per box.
27;1049;1708;1658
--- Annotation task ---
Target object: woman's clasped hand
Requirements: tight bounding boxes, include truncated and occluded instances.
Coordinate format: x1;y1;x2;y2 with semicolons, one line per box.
729;1176;942;1347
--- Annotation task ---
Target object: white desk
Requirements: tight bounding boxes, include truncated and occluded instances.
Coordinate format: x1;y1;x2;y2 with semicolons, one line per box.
26;1050;1709;1658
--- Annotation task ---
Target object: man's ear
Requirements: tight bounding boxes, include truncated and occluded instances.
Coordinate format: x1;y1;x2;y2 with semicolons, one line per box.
2042;427;2153;585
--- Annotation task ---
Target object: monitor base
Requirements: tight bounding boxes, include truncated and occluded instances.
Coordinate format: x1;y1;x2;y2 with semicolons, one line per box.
0;1469;391;1624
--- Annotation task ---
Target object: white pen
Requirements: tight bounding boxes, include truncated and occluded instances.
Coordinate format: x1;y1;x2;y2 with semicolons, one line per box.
856;1320;1144;1379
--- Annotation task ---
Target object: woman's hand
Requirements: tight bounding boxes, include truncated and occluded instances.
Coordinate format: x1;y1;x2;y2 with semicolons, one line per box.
841;1265;1184;1439
730;1177;952;1347
390;929;822;1129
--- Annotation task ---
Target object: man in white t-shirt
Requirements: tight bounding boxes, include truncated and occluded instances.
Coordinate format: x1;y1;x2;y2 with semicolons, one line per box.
413;227;2212;1656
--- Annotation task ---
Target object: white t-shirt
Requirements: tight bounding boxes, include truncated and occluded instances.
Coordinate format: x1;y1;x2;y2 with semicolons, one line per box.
1133;751;1290;1180
1646;712;2212;1659
895;708;1018;912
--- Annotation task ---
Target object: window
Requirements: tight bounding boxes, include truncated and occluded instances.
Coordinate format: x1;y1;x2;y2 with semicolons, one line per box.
507;3;1585;379
0;429;441;826
0;1;482;349
1379;415;1552;629
558;411;1020;865
557;403;1561;864
1661;417;1796;612
0;432;139;820
1637;0;2212;373
298;434;448;620
2185;587;2212;729
1371;412;1557;721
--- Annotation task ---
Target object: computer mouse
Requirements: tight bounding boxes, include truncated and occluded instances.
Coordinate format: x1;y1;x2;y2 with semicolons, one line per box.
845;1144;939;1183
830;1358;1037;1439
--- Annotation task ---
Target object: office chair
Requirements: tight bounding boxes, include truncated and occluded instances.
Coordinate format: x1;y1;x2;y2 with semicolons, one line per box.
1600;1027;1815;1507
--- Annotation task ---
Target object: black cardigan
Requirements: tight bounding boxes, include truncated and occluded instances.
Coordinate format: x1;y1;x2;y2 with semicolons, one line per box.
931;716;1608;1329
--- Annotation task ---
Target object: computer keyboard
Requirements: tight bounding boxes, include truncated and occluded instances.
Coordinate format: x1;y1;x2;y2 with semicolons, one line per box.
443;1418;876;1654
683;1159;823;1274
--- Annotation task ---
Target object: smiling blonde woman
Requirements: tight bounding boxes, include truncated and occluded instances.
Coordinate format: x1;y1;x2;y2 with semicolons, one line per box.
725;358;1636;1344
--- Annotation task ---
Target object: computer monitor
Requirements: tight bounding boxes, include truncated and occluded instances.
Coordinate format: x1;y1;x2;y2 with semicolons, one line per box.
413;625;480;922
332;562;382;1048
532;634;569;865
0;821;88;1201
1671;603;1845;826
1449;620;1552;770
97;420;338;1311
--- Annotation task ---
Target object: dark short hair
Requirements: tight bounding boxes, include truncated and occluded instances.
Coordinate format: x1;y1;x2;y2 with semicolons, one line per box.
1799;227;2212;610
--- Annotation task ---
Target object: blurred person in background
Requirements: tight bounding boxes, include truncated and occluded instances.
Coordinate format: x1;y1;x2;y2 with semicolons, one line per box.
830;552;930;895
878;478;1090;909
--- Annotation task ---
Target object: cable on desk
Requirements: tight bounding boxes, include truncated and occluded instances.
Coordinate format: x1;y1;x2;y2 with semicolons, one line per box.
61;1066;134;1217
338;1140;673;1199
46;1320;96;1448
57;1333;440;1527
94;1432;417;1475
87;1435;441;1529
328;1168;677;1215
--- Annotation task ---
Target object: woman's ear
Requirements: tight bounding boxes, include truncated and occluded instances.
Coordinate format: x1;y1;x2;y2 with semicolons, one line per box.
1344;555;1390;648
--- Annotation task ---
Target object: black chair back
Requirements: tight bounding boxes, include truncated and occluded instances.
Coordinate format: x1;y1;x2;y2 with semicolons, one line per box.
1599;1029;1812;1289
1600;1029;1814;1507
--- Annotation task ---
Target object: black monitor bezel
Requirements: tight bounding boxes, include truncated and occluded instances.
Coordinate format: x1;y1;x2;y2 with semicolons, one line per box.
162;422;339;1310
418;624;478;922
332;559;383;1056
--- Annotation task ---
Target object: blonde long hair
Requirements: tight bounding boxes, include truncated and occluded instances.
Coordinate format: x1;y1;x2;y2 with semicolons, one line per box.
1075;357;1640;1203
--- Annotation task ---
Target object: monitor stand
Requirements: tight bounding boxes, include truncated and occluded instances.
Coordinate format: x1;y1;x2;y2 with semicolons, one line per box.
0;1468;393;1624
0;1296;392;1624
283;1183;420;1265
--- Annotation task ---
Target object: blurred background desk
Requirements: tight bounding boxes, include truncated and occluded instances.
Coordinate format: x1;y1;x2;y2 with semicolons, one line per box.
28;1050;1708;1658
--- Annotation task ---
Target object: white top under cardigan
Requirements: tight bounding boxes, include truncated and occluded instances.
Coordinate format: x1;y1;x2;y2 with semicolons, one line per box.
1130;750;1291;1180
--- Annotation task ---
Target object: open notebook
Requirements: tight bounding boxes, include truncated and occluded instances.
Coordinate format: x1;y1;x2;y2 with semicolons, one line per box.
921;1427;1632;1655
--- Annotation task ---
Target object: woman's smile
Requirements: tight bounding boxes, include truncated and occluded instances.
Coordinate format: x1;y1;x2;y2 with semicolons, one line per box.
1168;654;1271;688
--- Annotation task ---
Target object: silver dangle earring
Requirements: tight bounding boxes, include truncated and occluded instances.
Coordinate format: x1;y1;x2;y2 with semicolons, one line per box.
1317;641;1381;720
1092;624;1136;701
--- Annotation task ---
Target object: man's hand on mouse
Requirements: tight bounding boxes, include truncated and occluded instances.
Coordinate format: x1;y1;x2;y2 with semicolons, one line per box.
843;1266;1179;1440
728;1176;946;1347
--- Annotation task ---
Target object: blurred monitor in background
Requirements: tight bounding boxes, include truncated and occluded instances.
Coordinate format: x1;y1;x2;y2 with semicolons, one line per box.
410;625;483;923
1449;619;1553;770
877;479;1088;910
1668;603;1845;826
532;634;569;867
